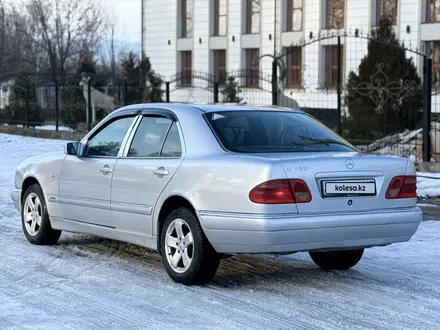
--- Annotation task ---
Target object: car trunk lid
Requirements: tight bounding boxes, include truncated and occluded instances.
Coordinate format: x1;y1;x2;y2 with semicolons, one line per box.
264;152;413;214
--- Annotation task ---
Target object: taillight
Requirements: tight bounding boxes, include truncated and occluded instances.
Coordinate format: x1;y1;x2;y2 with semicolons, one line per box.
249;179;312;204
385;176;417;199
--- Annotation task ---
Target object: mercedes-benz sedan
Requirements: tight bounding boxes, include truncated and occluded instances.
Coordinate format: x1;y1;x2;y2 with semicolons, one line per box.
11;103;422;285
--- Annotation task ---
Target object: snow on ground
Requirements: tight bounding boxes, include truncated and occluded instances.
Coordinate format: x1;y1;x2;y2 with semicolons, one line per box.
1;133;440;330
2;123;73;131
417;172;440;197
34;124;74;132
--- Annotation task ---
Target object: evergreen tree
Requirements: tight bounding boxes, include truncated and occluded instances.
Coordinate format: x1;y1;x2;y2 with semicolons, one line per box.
121;51;139;104
221;76;243;103
60;78;86;130
4;73;43;127
146;70;164;102
344;18;422;140
120;51;163;104
60;57;93;130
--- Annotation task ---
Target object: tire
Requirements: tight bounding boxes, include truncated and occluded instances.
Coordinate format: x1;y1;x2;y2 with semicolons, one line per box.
309;249;364;270
21;184;62;245
160;207;219;285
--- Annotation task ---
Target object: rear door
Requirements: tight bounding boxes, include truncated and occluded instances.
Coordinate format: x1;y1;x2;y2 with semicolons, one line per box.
110;110;185;234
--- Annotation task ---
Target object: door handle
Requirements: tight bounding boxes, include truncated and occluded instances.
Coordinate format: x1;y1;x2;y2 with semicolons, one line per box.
99;165;113;175
153;167;169;177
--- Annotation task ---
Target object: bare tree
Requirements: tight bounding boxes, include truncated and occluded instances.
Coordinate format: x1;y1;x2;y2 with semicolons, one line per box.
0;0;6;75
14;0;106;83
102;19;118;86
99;10;127;86
0;2;26;76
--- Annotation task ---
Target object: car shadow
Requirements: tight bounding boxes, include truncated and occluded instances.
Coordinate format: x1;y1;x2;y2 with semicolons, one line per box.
57;233;363;290
212;254;364;290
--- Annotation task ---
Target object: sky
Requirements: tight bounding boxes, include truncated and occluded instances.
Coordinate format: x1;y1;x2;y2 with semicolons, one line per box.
105;0;141;44
3;0;142;45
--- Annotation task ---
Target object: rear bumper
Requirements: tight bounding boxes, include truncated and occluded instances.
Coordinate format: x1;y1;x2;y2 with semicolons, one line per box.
198;207;422;254
11;188;21;212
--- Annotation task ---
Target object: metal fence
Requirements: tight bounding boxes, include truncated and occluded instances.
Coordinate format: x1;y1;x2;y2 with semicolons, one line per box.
0;29;437;162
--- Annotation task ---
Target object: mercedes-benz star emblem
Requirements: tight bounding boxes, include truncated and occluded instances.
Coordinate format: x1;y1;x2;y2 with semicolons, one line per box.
345;159;355;169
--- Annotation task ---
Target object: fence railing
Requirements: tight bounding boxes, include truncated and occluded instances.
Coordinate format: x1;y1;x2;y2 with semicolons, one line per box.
0;27;437;163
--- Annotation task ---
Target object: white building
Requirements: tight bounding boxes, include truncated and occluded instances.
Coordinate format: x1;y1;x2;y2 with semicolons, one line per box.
141;0;440;111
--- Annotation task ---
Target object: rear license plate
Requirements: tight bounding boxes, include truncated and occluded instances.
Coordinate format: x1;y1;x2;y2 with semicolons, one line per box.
322;180;376;198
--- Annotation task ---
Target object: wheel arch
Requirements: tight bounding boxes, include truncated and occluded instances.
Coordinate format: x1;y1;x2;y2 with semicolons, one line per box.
156;195;199;253
21;176;42;204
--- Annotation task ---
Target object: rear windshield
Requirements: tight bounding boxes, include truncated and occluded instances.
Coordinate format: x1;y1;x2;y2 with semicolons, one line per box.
204;110;355;153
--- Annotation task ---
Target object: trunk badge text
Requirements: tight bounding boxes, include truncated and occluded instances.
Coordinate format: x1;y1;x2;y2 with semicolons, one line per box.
286;166;308;172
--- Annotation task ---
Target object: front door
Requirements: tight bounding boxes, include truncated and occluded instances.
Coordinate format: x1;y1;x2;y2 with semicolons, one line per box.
110;114;184;235
59;115;137;227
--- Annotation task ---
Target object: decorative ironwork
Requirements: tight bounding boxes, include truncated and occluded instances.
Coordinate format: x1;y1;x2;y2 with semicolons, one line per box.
350;63;421;113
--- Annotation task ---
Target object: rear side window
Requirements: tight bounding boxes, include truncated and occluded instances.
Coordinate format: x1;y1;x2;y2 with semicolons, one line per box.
161;122;182;157
127;116;182;158
204;110;355;153
128;117;172;157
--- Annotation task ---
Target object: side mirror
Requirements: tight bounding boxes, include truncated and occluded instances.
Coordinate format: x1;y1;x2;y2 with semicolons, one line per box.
65;142;81;156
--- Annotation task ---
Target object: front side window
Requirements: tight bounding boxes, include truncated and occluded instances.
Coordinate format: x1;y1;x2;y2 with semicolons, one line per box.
85;116;135;157
127;116;182;158
205;110;354;153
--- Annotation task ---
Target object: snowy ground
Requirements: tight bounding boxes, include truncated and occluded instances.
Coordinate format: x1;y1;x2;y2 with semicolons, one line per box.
2;124;74;132
417;172;440;197
1;133;440;330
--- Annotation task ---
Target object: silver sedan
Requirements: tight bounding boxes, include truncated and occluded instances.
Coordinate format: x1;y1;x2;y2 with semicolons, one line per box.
11;103;422;285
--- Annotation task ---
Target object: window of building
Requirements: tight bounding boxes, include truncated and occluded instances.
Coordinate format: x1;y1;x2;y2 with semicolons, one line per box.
244;48;260;87
286;0;303;32
286;47;302;88
326;0;345;29
213;49;227;84
244;0;260;34
430;41;440;88
213;0;228;36
179;51;192;86
427;0;440;23
377;0;398;25
324;45;344;89
180;0;194;38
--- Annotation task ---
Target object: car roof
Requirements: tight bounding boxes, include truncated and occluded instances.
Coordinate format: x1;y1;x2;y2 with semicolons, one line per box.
115;102;303;115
